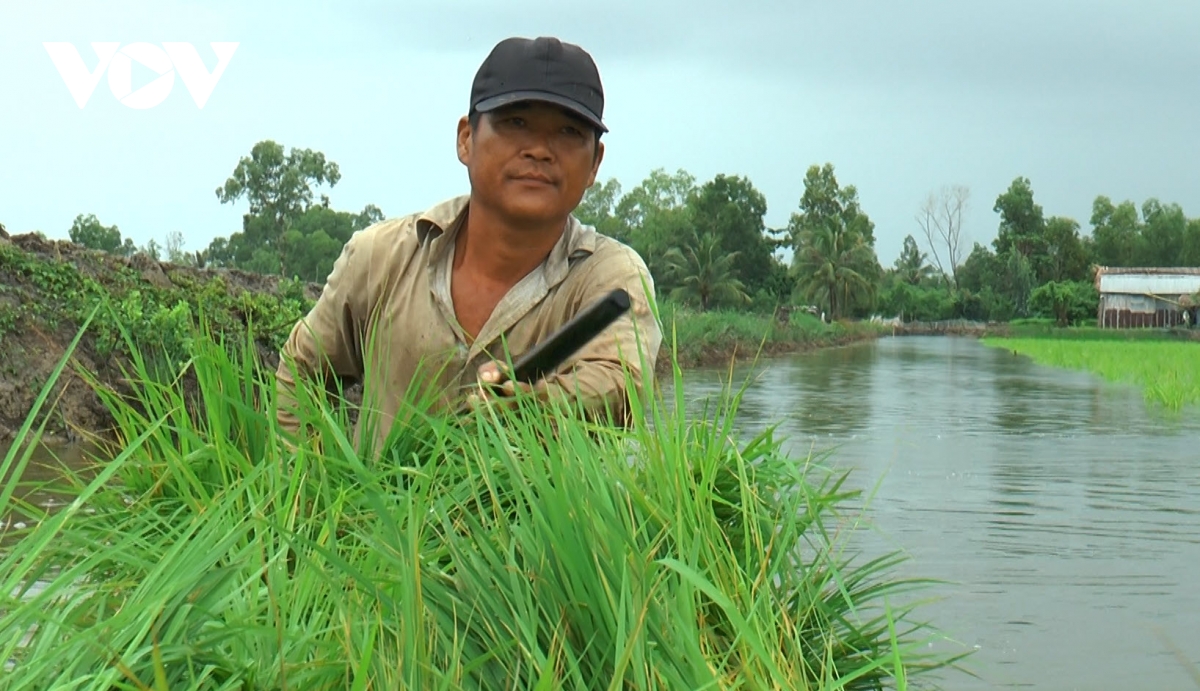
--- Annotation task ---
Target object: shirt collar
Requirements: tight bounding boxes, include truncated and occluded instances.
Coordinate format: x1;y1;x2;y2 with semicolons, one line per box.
415;194;598;277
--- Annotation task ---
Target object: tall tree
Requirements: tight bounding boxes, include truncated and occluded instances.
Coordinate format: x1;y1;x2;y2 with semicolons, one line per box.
992;177;1046;261
689;174;775;295
613;168;697;278
1089;195;1143;267
787;164;882;319
1182;218;1200;266
1140;199;1187;266
893;234;935;286
1001;248;1038;317
215;140;341;275
915;184;969;289
1040;216;1091;283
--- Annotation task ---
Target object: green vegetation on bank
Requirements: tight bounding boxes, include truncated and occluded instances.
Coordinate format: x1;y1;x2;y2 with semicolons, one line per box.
0;231;882;441
1001;318;1200;342
0;313;967;690
658;302;885;367
0;238;312;366
983;335;1200;411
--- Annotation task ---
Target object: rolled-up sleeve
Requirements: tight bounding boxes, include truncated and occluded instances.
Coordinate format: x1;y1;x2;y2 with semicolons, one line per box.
275;229;374;437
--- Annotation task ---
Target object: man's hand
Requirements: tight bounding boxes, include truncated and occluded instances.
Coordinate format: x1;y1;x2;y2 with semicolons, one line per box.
464;360;540;411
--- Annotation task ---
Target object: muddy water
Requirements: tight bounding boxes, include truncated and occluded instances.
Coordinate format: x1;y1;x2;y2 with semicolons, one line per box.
664;335;1200;690
0;441;96;536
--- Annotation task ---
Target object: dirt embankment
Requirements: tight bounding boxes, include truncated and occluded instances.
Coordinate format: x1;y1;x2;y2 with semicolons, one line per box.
0;223;324;444
665;330;882;371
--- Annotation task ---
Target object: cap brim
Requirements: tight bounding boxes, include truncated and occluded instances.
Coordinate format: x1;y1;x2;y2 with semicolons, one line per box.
474;90;608;133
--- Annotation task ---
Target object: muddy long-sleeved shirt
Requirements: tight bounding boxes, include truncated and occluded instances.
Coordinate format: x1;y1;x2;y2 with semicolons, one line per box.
274;194;662;453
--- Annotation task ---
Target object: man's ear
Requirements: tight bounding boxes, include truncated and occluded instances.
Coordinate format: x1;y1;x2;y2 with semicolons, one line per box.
586;139;605;187
456;115;471;166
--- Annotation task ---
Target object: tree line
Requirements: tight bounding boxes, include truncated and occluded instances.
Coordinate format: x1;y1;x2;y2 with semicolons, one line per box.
60;139;1200;326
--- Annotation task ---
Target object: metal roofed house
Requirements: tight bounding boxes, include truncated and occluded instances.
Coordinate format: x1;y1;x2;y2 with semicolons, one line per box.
1094;266;1200;328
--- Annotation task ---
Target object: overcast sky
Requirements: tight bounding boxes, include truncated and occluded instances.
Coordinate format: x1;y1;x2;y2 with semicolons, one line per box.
4;0;1200;266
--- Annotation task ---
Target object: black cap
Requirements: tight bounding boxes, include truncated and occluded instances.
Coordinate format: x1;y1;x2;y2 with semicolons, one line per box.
470;36;607;133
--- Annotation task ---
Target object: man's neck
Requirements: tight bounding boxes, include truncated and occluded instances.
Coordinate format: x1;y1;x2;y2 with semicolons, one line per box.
453;201;567;286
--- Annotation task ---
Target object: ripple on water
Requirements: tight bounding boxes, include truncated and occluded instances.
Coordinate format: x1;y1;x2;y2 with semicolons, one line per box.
666;336;1200;691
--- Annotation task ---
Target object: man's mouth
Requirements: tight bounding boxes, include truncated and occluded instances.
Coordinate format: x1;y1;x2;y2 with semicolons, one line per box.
512;172;555;185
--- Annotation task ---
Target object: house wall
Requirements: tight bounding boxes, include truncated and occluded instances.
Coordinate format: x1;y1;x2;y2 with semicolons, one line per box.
1098;292;1195;328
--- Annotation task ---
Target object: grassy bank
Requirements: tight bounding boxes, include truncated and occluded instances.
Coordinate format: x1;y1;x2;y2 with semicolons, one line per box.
657;302;885;371
982;336;1200;411
0;314;968;689
1002;318;1200;342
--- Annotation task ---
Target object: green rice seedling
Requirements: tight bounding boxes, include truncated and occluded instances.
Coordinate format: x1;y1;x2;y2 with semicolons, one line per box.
984;337;1200;411
0;306;968;690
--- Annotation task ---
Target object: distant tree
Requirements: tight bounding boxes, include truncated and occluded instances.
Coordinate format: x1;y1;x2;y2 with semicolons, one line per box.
1140;199;1187;266
1041;216;1091;283
68;213;136;256
893;234;936;286
1001;248;1038;317
573;178;627;240
993;177;1046;261
1183;218;1200;266
1029;280;1099;326
951;242;1019;321
1089;195;1143;267
688;174;776;295
164;230;191;264
916;184;969;289
215;140;341;275
787;163;882;319
613;168;697;279
957;243;998;294
205;202;381;282
756;255;797;309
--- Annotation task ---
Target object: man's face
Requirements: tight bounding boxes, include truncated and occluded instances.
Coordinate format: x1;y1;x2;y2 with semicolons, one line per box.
457;101;604;227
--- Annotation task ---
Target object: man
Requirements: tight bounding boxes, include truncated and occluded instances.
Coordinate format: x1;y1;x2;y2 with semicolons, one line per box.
274;36;662;453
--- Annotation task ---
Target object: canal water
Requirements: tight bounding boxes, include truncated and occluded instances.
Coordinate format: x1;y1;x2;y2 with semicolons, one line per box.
664;335;1200;690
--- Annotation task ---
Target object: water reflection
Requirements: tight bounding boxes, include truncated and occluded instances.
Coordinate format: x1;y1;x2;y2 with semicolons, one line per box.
668;335;1200;691
1;439;101;540
782;344;877;437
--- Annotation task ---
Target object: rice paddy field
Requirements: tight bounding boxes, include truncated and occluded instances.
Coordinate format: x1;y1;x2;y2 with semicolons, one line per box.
982;336;1200;411
0;314;966;690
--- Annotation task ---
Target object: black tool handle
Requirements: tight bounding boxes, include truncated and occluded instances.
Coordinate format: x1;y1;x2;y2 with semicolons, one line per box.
503;288;632;385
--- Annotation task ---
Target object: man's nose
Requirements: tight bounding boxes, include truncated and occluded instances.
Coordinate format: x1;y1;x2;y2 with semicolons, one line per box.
521;138;554;160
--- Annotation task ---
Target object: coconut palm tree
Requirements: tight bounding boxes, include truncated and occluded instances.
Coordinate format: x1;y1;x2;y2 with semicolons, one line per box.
792;219;878;320
662;231;750;311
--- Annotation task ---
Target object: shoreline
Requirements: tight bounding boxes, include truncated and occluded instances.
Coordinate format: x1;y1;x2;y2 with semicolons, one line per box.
654;327;884;373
